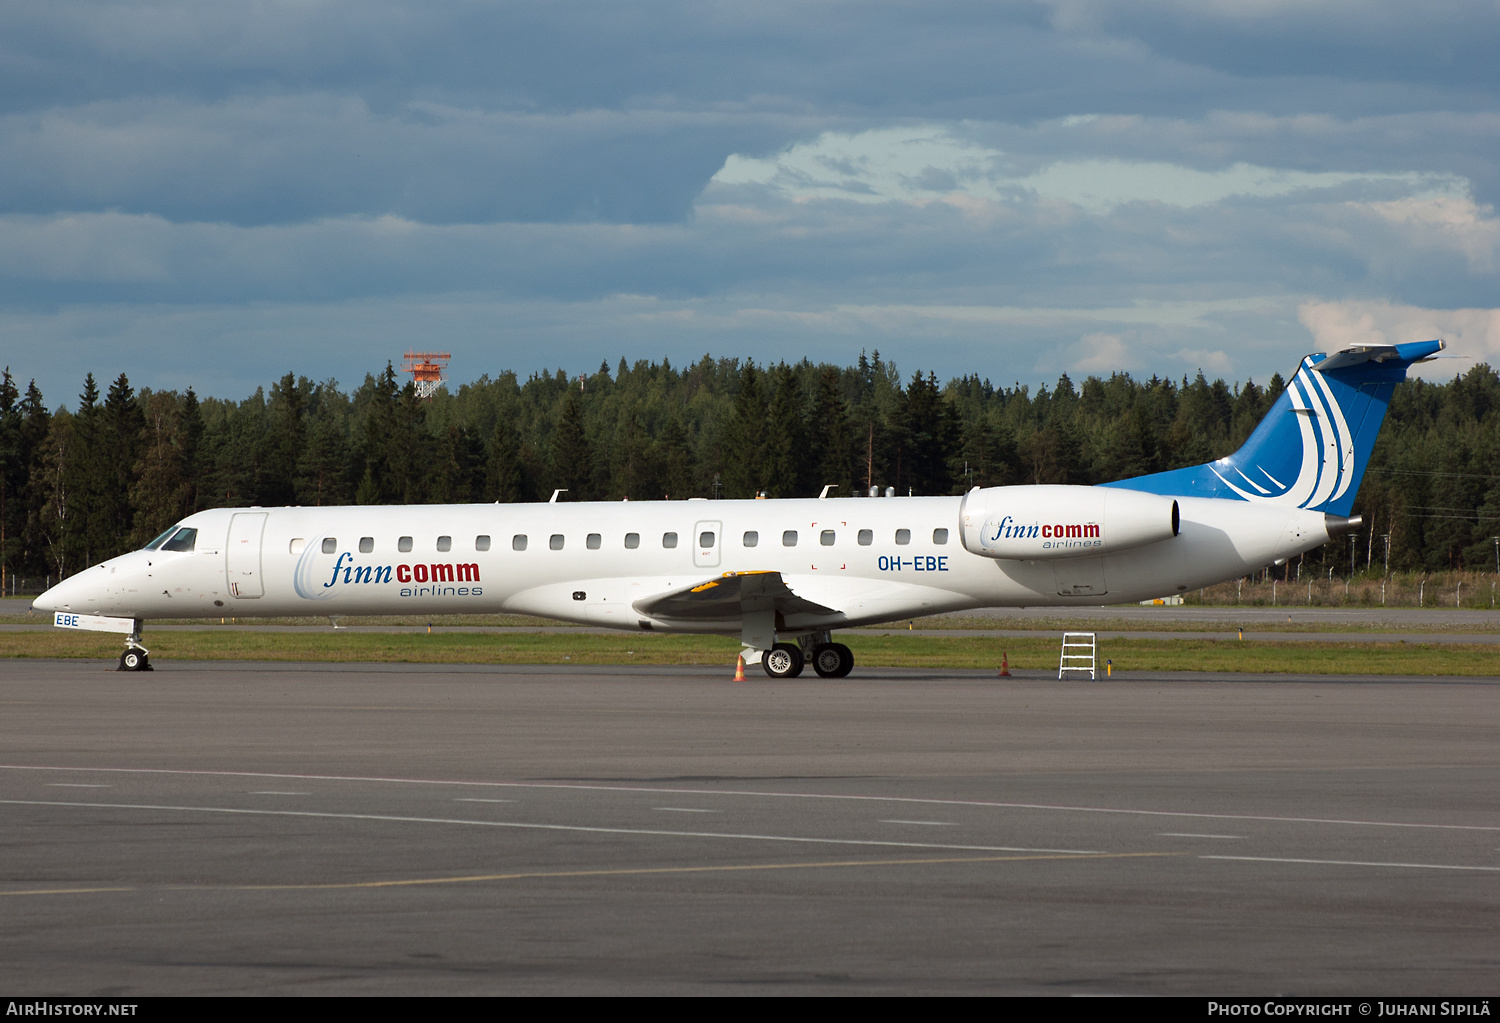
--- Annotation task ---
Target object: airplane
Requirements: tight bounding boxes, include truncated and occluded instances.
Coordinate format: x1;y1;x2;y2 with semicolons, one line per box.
32;339;1443;677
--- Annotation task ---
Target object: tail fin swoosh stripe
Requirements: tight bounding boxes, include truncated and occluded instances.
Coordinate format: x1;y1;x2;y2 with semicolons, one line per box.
1099;338;1444;517
1305;363;1356;507
1300;372;1342;510
1284;375;1322;507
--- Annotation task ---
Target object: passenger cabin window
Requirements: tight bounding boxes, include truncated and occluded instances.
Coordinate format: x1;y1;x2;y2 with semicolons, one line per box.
475;535;491;551
624;532;640;549
513;534;528;551
782;530;798;546
820;530;835;546
289;538;306;555
587;533;601;549
437;536;452;552
359;537;374;553
699;531;715;548
857;529;873;546
398;536;413;553
161;528;197;553
895;529;911;545
144;526;177;551
321;537;337;554
550;534;565;550
743;530;758;547
662;532;678;548
933;528;949;545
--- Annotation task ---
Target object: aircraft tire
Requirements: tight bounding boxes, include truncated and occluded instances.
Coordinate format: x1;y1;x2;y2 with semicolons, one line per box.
812;643;854;678
811;644;843;677
119;650;149;672
762;643;803;678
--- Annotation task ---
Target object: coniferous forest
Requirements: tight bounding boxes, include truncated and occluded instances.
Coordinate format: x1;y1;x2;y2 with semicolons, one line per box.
1;352;1498;590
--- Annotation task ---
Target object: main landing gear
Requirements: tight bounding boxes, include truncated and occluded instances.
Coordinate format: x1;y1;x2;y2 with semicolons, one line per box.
760;636;854;679
118;624;152;672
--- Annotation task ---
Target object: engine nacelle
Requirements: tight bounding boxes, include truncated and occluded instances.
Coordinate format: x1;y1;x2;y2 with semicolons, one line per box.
959;485;1179;560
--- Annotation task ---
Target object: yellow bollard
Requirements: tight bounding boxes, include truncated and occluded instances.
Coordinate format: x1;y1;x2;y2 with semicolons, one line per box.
1238;627;1243;641
1106;659;1112;677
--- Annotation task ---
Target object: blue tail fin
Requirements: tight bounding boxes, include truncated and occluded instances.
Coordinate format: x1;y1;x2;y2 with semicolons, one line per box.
1104;339;1444;516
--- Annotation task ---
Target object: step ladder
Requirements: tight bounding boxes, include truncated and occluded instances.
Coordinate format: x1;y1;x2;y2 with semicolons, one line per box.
1058;632;1097;679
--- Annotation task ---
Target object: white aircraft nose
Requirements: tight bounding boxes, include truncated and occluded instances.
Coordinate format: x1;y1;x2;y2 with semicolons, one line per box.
33;576;79;613
32;562;114;614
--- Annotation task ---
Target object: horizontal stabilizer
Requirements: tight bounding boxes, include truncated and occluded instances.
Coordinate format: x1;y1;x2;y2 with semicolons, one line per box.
633;571;839;622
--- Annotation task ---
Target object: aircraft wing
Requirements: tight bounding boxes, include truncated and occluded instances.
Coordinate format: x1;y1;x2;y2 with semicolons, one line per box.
632;571;840;622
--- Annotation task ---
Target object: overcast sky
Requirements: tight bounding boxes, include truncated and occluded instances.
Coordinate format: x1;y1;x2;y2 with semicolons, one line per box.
1;0;1497;405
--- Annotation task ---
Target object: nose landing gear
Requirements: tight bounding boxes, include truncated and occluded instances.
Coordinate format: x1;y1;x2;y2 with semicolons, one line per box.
118;625;152;672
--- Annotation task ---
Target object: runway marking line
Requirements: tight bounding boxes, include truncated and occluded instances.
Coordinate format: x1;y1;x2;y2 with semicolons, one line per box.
0;799;1098;855
0;887;136;897
0;852;1182;898
1159;833;1242;840
5;764;1498;833
234;852;1176;891
1203;855;1500;873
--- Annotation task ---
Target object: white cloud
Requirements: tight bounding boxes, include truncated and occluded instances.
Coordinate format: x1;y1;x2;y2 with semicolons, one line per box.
712;126;1467;212
1071;332;1133;372
1361;196;1500;272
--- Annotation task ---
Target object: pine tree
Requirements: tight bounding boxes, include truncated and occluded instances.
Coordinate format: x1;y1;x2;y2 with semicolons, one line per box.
721;362;769;498
486;415;525;503
807;367;854;497
550;387;593;500
896;370;956;495
762;363;807;499
0;369;19;592
130;390;191;545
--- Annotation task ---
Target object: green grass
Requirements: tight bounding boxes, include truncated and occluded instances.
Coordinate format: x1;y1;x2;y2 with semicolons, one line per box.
2;630;1495;676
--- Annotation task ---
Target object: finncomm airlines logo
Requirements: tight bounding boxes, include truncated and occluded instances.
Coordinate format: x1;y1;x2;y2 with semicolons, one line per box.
293;542;483;600
986;514;1103;551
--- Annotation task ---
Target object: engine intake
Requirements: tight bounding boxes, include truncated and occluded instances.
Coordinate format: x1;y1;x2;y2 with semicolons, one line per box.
960;485;1179;561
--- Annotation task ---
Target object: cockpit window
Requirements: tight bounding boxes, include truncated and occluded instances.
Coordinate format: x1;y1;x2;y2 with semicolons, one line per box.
160;527;198;552
143;526;178;551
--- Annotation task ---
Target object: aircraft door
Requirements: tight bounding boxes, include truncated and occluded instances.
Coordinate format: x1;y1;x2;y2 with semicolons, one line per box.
226;512;268;598
693;520;722;569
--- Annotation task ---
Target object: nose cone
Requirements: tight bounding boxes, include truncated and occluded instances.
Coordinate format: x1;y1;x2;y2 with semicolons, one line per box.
33;574;84;613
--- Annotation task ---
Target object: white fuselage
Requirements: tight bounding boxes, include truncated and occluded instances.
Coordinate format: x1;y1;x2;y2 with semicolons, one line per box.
35;492;1333;635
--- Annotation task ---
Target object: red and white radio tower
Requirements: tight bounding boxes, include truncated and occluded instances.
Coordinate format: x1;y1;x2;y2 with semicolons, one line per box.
401;351;451;400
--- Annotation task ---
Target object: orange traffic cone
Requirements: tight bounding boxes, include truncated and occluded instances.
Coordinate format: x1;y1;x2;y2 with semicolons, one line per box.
734;655;746;681
998;651;1011;677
